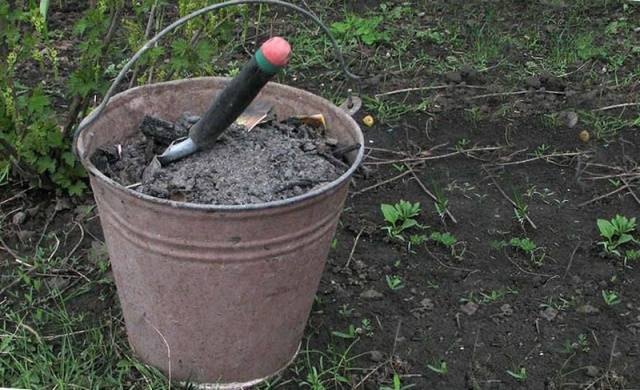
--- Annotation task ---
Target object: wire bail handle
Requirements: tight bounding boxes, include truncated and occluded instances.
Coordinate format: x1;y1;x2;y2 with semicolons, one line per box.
73;0;359;158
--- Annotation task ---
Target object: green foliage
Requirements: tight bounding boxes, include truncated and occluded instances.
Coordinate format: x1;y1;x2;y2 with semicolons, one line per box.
331;325;357;339
381;200;421;241
385;274;404;291
430;231;457;249
331;15;390;46
509;237;536;254
506;366;527;382
597;215;636;256
380;373;416;390
0;3;87;194
602;290;621;306
427;360;448;375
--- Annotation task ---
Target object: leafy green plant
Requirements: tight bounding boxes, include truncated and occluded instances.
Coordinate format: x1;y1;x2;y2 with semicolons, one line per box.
506;366;527;382
597;215;636;256
381;200;421;241
380;373;416;390
602;290;621;306
427;360;448;375
331;15;390;46
385;275;404;291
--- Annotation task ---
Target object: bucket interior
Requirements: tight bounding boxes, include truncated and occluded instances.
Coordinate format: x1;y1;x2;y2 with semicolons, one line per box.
77;77;363;183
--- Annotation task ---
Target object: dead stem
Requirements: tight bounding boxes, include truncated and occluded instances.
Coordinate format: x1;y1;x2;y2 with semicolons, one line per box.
364;146;502;166
483;168;537;229
407;166;458;224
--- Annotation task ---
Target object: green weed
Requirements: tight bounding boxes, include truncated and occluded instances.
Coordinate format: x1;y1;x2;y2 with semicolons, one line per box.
602;290;621;306
386;275;405;291
507;366;528;382
427;360;448;375
597;215;636;256
381;200;421;241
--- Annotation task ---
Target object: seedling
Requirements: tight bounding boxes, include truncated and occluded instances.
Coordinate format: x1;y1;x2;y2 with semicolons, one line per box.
597;215;636;256
381;200;421;241
386;275;405;291
359;319;373;337
430;231;465;259
509;237;546;266
408;234;428;252
562;333;590;354
533;144;550;158
331;324;357;339
380;373;416;390
507;366;527;382
624;249;640;266
427;360;448;375
338;304;353;317
513;193;529;228
433;187;449;222
602;290;621;306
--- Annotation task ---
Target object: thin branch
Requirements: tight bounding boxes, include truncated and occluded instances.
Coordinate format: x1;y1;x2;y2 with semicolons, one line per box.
563;243;581;279
364;146;502;166
375;84;487;98
483;169;537;229
577;183;630;207
495;152;583;166
621;177;640;206
350;169;413;197
344;228;364;269
592;102;639;112
407;166;457;224
469;90;565;100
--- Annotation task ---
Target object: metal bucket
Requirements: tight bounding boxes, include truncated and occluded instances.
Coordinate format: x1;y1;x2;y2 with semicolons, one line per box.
75;76;363;387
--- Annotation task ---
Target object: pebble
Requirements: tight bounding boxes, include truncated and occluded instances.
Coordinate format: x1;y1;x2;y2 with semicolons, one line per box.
562;111;579;128
360;289;383;299
500;304;514;316
540;307;558;321
460;302;479;316
369;350;384;362
585;365;600;378
420;298;435;310
526;76;541;89
576;304;600;315
12;211;27;225
445;71;462;84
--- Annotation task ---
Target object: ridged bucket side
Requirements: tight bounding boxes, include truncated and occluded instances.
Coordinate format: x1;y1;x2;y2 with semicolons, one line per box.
78;77;363;385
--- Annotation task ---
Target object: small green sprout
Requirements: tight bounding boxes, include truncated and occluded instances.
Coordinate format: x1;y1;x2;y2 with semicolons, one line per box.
381;200;421;241
430;231;457;248
331;324;357;339
597;215;636;256
427;360;448;375
509;237;546;266
602;290;621;306
433;188;449;222
534;144;550;158
380;373;416;390
408;234;428;252
386;275;405;290
624;249;640;266
507;366;527;382
359;318;373;337
431;231;465;258
513;193;529;228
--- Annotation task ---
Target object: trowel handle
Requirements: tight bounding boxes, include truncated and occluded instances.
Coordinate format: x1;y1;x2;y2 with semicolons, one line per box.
189;37;291;148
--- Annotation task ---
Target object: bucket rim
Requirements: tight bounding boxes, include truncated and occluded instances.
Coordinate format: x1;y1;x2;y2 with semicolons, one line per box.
77;77;364;211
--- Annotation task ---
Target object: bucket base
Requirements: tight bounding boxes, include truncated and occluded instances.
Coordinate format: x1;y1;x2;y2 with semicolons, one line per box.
180;343;301;390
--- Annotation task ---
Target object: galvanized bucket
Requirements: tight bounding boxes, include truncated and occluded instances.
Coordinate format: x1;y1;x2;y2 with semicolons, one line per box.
73;3;363;388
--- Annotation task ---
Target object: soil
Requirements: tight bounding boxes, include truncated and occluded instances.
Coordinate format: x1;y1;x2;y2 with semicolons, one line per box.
92;114;350;205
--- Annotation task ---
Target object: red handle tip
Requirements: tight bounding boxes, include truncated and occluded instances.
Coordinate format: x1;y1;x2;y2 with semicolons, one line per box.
261;37;291;67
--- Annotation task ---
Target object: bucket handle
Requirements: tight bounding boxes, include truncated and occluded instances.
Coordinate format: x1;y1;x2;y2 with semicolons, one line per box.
73;0;359;157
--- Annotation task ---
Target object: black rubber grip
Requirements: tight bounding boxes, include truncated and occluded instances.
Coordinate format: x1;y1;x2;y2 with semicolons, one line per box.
189;55;276;148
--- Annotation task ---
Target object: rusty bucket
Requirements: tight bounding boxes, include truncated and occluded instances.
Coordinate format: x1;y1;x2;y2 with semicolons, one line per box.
75;76;363;387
